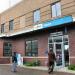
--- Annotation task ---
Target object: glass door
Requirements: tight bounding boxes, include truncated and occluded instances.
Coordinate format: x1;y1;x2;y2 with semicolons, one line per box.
48;33;69;68
54;43;64;68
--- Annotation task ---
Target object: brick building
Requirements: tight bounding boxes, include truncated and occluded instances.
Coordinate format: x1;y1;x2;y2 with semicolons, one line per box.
0;0;75;68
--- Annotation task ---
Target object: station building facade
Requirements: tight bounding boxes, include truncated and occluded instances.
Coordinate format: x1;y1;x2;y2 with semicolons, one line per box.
0;0;75;68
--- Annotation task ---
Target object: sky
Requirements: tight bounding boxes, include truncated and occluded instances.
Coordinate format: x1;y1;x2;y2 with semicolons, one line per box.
0;0;22;13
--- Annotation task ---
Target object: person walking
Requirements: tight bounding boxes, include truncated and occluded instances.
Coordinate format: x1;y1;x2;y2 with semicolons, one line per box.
12;52;17;72
48;48;56;74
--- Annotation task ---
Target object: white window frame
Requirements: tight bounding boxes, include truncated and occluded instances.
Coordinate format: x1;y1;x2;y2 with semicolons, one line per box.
1;23;5;33
9;20;14;31
51;2;61;18
33;9;40;23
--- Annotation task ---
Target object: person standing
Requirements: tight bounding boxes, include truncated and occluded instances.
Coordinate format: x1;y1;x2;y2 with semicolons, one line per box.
48;48;56;74
12;52;17;72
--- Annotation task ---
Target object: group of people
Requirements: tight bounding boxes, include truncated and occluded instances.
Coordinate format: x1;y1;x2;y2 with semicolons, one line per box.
11;52;23;72
11;49;56;74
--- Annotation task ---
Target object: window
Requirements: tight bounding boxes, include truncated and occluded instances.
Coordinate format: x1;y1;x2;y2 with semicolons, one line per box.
1;23;5;33
3;42;12;56
33;9;40;23
51;2;61;18
25;40;38;56
9;20;14;31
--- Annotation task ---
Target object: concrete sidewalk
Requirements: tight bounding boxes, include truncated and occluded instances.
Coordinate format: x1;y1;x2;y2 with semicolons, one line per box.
0;64;75;75
20;65;75;74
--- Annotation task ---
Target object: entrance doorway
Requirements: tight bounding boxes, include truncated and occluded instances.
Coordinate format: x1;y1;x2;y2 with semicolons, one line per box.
48;32;69;68
54;43;64;68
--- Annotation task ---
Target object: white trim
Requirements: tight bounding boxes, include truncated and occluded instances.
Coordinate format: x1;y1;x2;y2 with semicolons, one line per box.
0;34;6;37
7;28;34;37
23;56;48;59
0;56;48;59
0;57;12;58
33;24;43;30
69;56;75;59
73;17;75;22
0;23;43;37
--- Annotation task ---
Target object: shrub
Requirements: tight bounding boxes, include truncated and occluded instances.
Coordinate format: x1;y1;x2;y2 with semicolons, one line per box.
68;65;75;70
33;60;40;66
23;60;40;66
23;61;26;64
25;62;33;66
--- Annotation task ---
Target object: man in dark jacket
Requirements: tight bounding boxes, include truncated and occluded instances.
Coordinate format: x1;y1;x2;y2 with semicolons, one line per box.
12;52;17;72
48;48;56;74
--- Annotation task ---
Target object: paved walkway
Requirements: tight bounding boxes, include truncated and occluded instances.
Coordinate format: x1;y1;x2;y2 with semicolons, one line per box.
0;65;75;75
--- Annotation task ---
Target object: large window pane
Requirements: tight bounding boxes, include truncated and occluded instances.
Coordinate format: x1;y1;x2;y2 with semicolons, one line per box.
32;40;38;53
51;2;61;18
1;23;5;33
25;40;38;56
9;20;14;31
26;41;31;52
3;42;12;56
52;4;56;17
56;2;61;16
34;9;40;23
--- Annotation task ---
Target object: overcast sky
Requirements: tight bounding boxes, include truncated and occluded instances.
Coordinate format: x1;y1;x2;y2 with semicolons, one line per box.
0;0;22;13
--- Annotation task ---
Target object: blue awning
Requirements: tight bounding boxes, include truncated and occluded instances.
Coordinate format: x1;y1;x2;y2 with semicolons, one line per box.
43;16;73;28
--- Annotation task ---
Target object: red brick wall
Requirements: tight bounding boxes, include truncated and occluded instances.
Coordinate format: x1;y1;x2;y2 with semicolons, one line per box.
12;39;25;56
0;39;4;56
38;34;49;56
12;32;49;57
68;28;75;65
23;33;49;66
0;57;11;64
12;33;49;66
1;28;75;66
70;58;75;65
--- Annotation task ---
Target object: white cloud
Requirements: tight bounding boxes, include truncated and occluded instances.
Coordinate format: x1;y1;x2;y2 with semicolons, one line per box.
0;0;22;13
